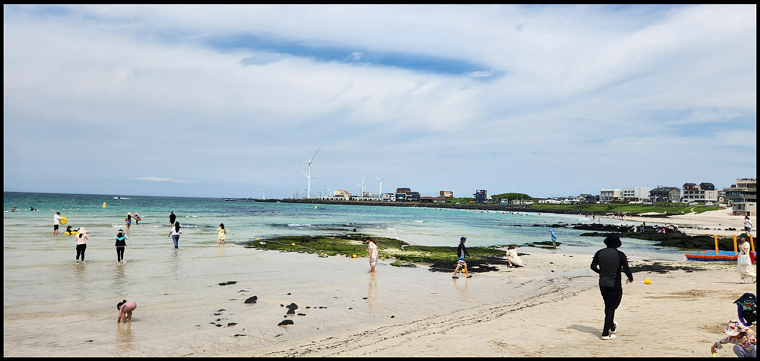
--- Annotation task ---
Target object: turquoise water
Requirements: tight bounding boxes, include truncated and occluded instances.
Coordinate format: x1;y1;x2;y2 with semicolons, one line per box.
3;191;682;259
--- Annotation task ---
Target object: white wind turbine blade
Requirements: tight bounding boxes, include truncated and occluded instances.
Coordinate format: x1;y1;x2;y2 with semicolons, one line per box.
309;146;321;164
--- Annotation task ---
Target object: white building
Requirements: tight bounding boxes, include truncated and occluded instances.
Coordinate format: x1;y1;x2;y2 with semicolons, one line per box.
622;187;651;202
600;189;622;203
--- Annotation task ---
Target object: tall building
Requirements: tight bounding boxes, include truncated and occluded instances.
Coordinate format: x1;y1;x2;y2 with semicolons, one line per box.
473;190;487;203
622;187;651;202
681;182;718;202
724;178;756;216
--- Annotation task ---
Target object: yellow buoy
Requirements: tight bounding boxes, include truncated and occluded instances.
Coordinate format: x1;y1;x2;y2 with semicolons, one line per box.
256;238;259;240
644;279;652;284
103;202;106;208
291;243;295;246
352;254;356;258
59;217;68;225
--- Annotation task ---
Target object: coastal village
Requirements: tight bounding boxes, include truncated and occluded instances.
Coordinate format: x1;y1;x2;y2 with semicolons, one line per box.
289;177;756;217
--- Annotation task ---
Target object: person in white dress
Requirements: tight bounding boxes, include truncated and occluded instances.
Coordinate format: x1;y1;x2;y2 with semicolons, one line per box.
737;233;756;283
506;245;523;267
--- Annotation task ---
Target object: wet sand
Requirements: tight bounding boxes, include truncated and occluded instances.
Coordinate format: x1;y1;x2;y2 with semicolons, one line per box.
6;247;754;357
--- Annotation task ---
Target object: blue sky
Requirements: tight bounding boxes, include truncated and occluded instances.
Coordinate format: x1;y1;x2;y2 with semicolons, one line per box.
3;4;756;199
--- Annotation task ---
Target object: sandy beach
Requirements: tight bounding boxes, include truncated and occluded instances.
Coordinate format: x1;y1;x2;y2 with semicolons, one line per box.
3;200;756;357
619;208;756;239
253;254;756;357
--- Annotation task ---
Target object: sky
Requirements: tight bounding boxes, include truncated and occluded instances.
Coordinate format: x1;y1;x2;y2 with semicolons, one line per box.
3;4;757;199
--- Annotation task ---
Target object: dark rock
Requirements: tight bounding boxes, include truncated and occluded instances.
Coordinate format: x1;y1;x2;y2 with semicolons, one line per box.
286;303;298;310
278;319;294;326
226;281;237;285
216;324;222;327
214;312;222;316
234;334;246;337
244;296;258;304
219;282;227;286
428;256;507;273
217;309;226;312
227;322;237;327
297;313;306;316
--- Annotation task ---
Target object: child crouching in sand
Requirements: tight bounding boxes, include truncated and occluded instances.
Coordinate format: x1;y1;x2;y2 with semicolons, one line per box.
710;320;756;357
117;300;137;324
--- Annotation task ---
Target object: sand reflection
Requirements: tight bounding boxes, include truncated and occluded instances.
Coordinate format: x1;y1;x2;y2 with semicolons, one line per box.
116;322;134;353
367;273;377;312
111;263;127;297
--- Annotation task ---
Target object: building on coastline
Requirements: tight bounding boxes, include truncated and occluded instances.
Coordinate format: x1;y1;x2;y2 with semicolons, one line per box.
577;193;597;204
681;182;718;203
379;193;395;201
439;191;453;198
473;189;488;203
622;187;651;203
351;191;379;201
395;188;420;202
724;178;756;216
649;186;681;203
332;189;351;200
599;189;622;203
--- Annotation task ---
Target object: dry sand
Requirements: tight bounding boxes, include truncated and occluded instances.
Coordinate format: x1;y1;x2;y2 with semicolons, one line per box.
245;253;756;357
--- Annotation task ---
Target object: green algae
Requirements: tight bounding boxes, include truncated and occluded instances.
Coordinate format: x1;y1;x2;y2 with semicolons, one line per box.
243;233;508;266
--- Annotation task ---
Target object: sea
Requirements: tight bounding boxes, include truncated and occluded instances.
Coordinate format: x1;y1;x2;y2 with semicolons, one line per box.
3;191;685;356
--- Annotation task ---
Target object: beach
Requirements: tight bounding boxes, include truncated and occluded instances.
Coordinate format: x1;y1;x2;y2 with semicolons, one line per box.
3;193;757;357
617;208;755;239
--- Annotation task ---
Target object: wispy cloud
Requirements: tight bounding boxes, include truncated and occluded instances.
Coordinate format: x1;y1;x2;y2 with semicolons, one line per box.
3;4;755;198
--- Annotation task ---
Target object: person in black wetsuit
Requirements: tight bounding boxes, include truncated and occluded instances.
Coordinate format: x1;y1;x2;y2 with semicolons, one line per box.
590;234;634;340
170;211;176;226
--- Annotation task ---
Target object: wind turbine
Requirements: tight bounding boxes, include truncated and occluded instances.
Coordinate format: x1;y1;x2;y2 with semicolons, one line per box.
374;176;387;197
356;176;366;198
296;146;321;199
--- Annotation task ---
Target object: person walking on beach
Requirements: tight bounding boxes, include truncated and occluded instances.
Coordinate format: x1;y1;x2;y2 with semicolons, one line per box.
744;216;752;234
53;212;62;235
125;212;132;231
133;212;140;225
710;319;756;357
505;245;523;267
550;229;557;248
170;211;176;226
590;234;634;340
737;234;756;283
114;229;128;265
169;221;182;249
217;223;226;245
452;237;472;279
75;227;90;263
117;300;137;324
367;237;378;273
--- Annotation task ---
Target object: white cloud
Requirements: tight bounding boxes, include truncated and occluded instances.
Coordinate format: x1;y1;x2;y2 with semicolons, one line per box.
3;5;756;198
